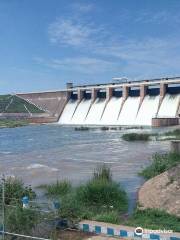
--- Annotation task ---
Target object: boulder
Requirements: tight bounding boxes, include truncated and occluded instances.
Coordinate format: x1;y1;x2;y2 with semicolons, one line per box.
138;164;180;217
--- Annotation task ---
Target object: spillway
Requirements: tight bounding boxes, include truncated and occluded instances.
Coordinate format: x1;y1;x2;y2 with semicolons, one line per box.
58;99;78;124
117;97;140;125
135;95;159;126
100;97;123;125
58;78;180;127
158;94;180;117
85;98;106;125
71;99;91;124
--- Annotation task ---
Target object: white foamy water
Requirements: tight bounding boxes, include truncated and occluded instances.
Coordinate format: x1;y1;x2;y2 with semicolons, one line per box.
27;164;58;172
135;95;159;126
71;99;91;124
85;98;106;125
118;97;140;125
58;99;78;124
58;93;179;126
158;94;180;117
101;97;123;125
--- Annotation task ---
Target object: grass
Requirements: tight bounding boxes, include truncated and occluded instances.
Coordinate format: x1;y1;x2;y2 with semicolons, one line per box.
139;152;180;179
0;94;44;113
39;180;72;197
93;211;120;224
93;164;112;181
122;133;151;141
125;209;180;232
39;165;128;223
76;179;127;212
0;119;29;128
37;165;180;232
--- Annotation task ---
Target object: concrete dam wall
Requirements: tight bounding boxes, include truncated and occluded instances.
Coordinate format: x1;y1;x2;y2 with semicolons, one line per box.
17;77;180;126
58;78;180;126
17;90;68;121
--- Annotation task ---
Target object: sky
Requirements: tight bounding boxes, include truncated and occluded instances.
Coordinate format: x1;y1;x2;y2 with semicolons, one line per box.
1;0;180;93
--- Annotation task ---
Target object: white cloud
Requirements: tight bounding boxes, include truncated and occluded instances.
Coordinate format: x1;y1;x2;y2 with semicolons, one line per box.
45;8;180;80
135;10;180;24
34;56;119;75
48;19;102;47
93;37;180;79
71;3;94;13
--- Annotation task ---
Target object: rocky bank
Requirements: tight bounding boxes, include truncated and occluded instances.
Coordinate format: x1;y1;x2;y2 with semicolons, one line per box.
138;164;180;217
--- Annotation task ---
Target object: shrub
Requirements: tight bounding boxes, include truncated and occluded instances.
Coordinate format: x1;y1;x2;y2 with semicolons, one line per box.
0;177;36;205
74;127;89;131
140;152;180;179
39;180;72;197
100;127;109;131
122;133;150;141
76;179;128;213
5;206;41;234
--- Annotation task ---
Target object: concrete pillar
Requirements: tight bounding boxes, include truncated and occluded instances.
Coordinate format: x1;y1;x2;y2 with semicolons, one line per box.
117;86;129;120
106;87;113;101
160;83;167;98
91;88;98;102
157;83;168;117
66;82;73;89
140;85;147;103
122;86;129;100
77;89;84;102
66;90;72;100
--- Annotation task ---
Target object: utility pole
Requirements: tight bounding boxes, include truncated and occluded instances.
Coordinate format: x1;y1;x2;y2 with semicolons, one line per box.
1;175;5;240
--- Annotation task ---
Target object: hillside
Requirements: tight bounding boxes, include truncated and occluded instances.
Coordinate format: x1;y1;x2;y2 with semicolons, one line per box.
0;95;44;113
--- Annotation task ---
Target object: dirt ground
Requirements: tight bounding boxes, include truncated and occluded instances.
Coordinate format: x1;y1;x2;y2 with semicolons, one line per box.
57;229;95;240
57;230;120;240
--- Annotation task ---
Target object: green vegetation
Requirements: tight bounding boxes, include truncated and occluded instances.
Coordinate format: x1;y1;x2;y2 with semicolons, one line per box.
1;169;179;233
0;94;44;113
100;126;109;131
165;128;180;136
93;164;112;181
0;119;29;128
74;127;90;131
140;152;180;179
125;209;180;232
93;211;120;224
40;165;128;223
163;128;180;139
39;180;72;197
0;177;36;205
122;133;151;141
5;206;41;235
0;177;40;235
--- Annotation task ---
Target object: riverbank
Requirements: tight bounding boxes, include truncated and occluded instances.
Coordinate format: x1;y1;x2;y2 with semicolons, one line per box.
38;163;180;232
0;119;30;128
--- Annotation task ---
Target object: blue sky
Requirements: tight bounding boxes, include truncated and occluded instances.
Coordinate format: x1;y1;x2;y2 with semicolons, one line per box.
1;0;180;93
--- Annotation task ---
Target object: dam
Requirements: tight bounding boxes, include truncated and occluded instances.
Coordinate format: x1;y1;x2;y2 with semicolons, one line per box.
17;77;180;127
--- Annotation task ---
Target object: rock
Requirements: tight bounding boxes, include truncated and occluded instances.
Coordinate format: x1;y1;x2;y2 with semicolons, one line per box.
138;164;180;217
